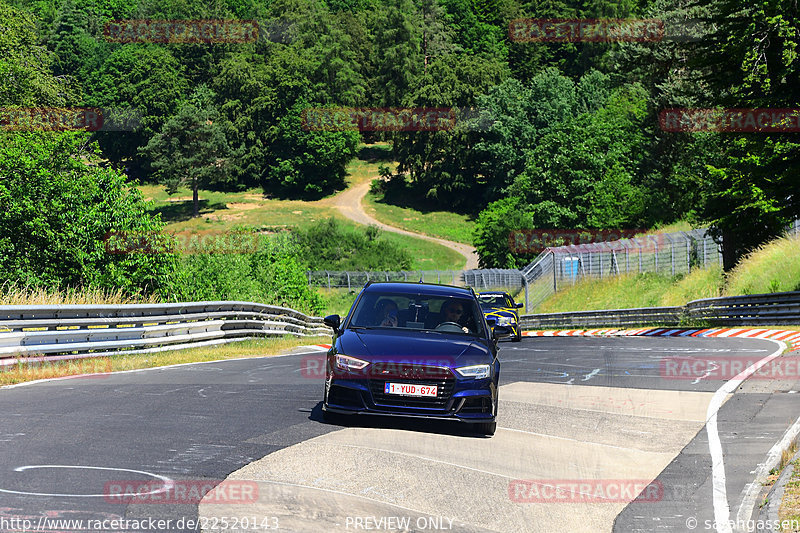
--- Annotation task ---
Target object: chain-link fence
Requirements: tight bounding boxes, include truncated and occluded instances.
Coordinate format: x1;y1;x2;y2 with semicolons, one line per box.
307;270;465;289
308;222;800;311
519;228;722;310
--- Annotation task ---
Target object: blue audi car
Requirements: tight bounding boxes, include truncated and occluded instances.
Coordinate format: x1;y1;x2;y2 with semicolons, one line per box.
322;281;512;436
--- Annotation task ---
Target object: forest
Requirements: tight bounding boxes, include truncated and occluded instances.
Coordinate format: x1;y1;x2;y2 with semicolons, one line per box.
1;0;798;307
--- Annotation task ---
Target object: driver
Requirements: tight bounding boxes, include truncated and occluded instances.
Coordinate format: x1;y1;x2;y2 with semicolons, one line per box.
439;300;470;333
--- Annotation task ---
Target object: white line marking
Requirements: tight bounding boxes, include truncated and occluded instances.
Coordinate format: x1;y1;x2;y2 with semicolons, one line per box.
0;465;173;498
706;339;786;533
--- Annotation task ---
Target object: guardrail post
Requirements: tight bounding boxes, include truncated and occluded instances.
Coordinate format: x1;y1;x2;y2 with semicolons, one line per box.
522;274;529;311
703;238;707;266
686;238;691;273
671;241;674;275
552;251;557;292
437;270;440;283
326;270;330;289
346;272;350;290
599;252;603;279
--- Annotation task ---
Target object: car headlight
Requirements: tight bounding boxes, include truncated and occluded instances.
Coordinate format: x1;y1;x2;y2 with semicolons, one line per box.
335;354;370;371
497;316;514;326
455;364;491;379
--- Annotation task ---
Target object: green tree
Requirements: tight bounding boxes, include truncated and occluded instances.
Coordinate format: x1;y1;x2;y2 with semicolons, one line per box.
265;101;360;197
473;196;537;268
0;2;76;106
85;44;189;171
140;87;233;217
688;0;800;269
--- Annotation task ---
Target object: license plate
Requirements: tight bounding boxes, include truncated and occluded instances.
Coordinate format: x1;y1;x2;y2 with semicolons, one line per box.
384;382;438;397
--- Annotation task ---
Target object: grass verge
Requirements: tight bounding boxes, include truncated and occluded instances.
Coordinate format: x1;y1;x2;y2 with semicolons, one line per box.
363;190;476;245
779;455;800;529
725;233;800;295
0;336;330;387
536;272;679;313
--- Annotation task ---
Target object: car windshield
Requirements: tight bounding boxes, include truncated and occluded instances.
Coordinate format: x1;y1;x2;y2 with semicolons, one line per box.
349;291;486;337
478;294;510;307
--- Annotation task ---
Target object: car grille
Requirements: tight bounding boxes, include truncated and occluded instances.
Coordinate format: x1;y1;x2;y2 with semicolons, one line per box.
368;363;455;409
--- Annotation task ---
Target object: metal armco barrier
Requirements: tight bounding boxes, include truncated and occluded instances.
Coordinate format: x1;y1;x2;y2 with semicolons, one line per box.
0;301;331;359
521;307;684;328
684;291;800;325
521;291;800;328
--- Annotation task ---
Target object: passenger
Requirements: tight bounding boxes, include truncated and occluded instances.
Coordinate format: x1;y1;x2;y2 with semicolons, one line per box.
376;299;399;327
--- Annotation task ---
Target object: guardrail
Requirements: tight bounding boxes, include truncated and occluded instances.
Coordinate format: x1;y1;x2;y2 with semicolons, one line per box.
685;291;800;325
520;291;800;328
521;306;684;328
0;301;331;361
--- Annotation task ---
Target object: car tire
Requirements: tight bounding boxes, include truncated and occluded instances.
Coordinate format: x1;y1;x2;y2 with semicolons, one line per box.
512;330;522;342
474;421;496;436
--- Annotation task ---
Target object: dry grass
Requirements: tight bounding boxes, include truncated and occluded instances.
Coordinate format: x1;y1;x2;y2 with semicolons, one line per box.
0;283;161;305
0;336;330;386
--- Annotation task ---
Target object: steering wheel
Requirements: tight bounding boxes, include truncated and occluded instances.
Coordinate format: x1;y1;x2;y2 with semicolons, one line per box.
435;321;465;333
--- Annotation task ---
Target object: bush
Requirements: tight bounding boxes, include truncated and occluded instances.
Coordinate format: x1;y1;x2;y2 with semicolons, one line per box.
0;132;177;296
170;233;325;315
296;218;413;271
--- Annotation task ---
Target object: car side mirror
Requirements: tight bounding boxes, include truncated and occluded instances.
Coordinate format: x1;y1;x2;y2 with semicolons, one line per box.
515;302;524;308
323;314;341;333
493;325;514;340
486;317;497;328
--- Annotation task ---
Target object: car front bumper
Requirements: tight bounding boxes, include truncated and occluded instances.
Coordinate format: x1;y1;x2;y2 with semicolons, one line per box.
324;376;497;422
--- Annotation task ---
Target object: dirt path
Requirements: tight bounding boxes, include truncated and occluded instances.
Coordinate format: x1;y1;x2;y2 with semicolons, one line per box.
326;179;479;270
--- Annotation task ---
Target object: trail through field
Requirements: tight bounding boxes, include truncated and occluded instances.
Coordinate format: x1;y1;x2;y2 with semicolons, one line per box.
323;179;479;270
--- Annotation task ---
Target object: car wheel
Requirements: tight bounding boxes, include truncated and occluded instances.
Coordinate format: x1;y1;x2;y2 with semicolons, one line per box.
512;330;522;342
473;421;496;436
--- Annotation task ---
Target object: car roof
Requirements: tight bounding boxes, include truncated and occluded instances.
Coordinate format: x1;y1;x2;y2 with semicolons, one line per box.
477;291;509;296
363;282;474;298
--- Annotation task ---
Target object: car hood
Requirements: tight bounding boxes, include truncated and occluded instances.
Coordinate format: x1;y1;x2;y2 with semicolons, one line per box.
337;328;492;367
482;307;518;320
